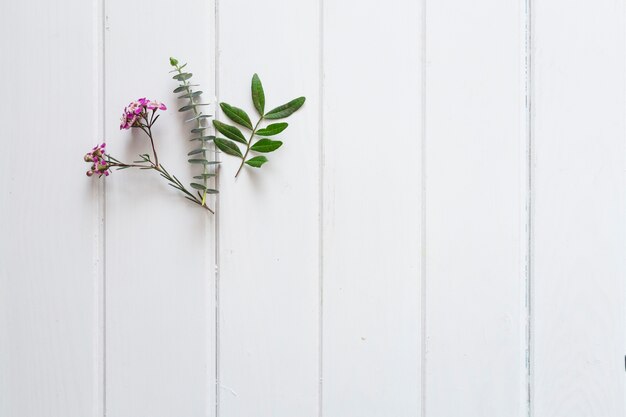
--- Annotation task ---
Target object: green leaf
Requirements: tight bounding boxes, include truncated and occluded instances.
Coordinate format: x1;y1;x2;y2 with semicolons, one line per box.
185;114;211;122
220;102;253;129
245;156;268;168
188;158;211;164
250;139;283;153
193;173;216;179
173;84;199;93
189;135;215;142
256;122;288;136
179;105;194;112
213;120;247;144
251;74;265;115
191;127;206;134
187;148;206;156
215;138;243;158
190;182;210;191
178;91;203;99
173;73;193;81
264;97;306;119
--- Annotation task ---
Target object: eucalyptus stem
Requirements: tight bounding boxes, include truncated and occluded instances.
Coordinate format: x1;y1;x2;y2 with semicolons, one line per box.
173;63;210;205
235;117;264;178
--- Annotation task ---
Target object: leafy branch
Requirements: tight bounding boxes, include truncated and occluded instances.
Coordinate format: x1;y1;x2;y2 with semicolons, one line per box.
213;74;305;178
169;57;218;205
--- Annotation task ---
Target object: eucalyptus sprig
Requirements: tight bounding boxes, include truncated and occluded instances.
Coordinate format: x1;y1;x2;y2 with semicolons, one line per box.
213;74;305;177
169;57;218;205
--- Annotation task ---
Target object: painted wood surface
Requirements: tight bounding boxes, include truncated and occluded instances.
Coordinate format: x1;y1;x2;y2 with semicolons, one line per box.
321;1;423;416
532;0;626;415
0;0;104;416
424;0;528;415
104;0;216;416
2;0;626;416
216;0;320;415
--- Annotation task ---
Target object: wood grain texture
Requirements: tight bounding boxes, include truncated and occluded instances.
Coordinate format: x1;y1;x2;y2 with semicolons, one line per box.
532;1;626;415
216;0;320;415
104;0;216;416
424;0;527;415
321;1;423;416
0;0;104;416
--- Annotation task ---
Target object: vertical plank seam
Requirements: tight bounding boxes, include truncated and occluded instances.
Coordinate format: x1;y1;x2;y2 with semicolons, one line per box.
97;0;107;413
214;0;221;413
204;1;220;415
317;0;325;415
524;0;533;415
420;0;427;415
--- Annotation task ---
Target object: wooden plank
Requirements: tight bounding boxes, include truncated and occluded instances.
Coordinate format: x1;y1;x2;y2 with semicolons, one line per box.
424;0;528;415
532;1;626;415
104;0;216;416
0;0;104;416
215;0;320;415
320;1;423;416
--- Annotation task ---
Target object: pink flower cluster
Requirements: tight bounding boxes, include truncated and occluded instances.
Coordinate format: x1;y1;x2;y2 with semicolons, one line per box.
119;98;167;130
84;143;111;177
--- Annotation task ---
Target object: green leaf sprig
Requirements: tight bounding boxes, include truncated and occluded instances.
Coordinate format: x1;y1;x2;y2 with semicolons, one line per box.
213;74;305;177
169;57;218;205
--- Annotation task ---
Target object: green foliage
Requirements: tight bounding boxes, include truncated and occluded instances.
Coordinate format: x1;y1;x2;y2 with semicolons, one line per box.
220;103;253;130
245;156;268;168
250;139;282;153
213;120;247;144
264;97;306;119
213;74;305;177
215;138;243;157
256;122;288;136
170;57;218;205
251;74;265;115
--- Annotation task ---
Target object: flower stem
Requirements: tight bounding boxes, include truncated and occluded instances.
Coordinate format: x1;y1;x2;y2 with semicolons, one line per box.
154;163;214;214
143;123;159;168
112;126;214;213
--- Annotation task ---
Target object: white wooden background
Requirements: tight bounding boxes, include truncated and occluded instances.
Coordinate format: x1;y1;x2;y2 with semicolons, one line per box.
1;0;625;416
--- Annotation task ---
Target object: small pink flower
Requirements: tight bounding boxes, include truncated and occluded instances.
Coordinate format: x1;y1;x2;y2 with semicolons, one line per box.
128;101;143;115
147;100;167;111
119;98;167;130
119;111;138;130
85;143;111;178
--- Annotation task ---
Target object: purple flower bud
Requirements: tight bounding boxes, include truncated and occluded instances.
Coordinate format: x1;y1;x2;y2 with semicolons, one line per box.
85;142;111;179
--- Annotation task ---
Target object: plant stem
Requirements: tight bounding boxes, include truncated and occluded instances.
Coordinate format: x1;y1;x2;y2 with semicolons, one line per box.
176;65;210;205
235;117;264;178
144;124;159;167
110;162;150;169
112;129;214;213
154;163;214;214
